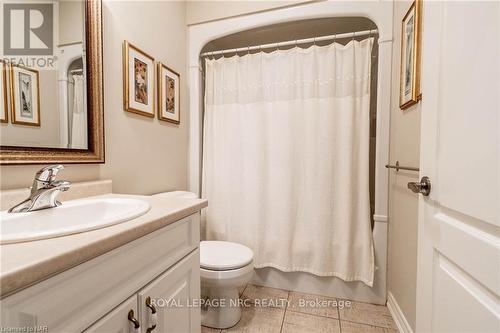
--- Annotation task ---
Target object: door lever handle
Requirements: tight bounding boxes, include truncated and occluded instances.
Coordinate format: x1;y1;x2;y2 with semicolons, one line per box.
407;176;431;196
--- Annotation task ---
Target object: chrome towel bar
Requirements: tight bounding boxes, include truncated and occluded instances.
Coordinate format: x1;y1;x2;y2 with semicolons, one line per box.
385;161;419;172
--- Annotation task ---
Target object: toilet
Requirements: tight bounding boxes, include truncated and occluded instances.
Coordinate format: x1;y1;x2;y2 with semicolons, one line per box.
152;191;254;329
200;240;254;328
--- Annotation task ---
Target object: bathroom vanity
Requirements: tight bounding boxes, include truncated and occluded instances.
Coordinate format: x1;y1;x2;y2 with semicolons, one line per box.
0;181;207;333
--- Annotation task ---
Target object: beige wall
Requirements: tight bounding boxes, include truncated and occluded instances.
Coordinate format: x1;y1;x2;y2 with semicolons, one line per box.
186;0;315;25
58;0;84;46
0;0;188;195
387;0;421;330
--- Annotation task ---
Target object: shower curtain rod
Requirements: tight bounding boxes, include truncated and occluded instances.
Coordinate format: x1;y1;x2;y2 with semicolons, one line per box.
200;29;378;57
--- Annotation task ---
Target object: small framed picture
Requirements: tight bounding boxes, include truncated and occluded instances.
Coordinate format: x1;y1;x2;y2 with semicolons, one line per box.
10;64;40;126
0;60;8;123
399;0;422;109
158;62;180;124
123;41;155;117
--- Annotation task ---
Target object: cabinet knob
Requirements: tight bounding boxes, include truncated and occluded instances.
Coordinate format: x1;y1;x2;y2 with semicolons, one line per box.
127;309;140;329
146;296;158;332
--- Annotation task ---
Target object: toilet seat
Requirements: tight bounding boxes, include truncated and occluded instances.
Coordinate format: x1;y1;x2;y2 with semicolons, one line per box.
200;261;254;281
201;241;253;271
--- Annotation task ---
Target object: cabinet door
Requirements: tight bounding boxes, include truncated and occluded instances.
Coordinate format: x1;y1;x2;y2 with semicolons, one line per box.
84;296;139;333
138;250;200;333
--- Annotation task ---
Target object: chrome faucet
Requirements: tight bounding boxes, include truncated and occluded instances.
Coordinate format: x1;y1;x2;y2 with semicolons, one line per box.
8;165;71;213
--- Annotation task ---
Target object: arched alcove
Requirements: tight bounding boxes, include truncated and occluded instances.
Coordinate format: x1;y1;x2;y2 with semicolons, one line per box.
188;1;393;305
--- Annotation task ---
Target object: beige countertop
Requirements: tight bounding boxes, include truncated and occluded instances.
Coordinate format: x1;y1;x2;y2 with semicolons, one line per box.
0;193;207;298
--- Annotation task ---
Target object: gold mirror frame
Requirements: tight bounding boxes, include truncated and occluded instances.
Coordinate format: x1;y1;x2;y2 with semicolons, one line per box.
0;0;104;165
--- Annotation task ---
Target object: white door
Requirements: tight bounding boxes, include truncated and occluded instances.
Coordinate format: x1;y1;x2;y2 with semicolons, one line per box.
416;1;500;332
84;296;139;333
138;250;201;333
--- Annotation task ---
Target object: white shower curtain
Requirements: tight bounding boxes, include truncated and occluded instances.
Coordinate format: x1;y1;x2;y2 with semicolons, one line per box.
202;38;375;286
71;74;87;149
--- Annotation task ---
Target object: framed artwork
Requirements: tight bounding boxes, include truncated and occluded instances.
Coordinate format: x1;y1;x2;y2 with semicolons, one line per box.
399;0;422;109
0;60;7;123
123;41;155;117
10;64;40;126
158;62;180;124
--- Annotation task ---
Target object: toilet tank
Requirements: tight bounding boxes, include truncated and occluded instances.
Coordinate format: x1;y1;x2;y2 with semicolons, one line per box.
152;191;198;199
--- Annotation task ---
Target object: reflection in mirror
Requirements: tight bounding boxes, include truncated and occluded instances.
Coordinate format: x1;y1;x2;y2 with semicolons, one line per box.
1;0;87;150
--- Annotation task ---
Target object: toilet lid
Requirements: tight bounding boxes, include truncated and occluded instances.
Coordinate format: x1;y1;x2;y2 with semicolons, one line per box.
152;191;198;199
200;241;253;271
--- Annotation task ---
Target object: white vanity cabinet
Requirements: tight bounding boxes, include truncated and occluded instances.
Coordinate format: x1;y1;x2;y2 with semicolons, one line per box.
0;213;202;333
84;296;139;333
85;251;200;333
137;251;200;333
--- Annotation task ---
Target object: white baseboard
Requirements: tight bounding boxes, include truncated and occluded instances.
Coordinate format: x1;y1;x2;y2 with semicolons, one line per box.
387;291;414;333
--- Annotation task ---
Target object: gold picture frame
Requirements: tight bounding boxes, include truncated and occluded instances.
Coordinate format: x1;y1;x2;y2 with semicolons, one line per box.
1;0;105;165
0;60;8;123
9;64;41;127
399;0;422;109
157;62;180;124
123;41;155;118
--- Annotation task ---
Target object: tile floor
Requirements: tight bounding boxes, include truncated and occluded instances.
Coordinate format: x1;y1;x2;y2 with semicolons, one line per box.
202;284;398;333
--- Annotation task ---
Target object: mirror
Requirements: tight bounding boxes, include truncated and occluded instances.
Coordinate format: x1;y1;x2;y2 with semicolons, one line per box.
0;0;104;164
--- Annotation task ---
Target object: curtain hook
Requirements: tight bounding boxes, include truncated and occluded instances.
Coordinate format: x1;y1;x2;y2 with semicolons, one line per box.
247;46;250;56
295;39;298;48
313;37;316;46
352;31;356;42
276;42;280;52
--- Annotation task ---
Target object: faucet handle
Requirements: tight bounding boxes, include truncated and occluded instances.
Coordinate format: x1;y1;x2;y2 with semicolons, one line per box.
35;165;64;182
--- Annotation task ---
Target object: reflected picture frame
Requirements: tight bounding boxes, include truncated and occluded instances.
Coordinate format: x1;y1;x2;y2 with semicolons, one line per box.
0;60;8;123
10;64;41;127
399;0;422;110
123;41;155;118
157;62;180;124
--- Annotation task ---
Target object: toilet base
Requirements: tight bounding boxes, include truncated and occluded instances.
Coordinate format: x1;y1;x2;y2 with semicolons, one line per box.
201;287;242;329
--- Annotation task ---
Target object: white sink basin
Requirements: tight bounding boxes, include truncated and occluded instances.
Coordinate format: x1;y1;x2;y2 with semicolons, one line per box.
0;198;151;244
